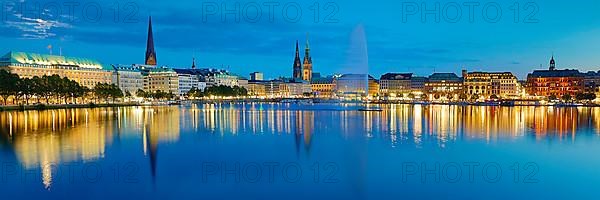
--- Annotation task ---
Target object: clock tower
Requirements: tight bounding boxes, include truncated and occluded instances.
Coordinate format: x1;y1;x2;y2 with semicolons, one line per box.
302;33;312;81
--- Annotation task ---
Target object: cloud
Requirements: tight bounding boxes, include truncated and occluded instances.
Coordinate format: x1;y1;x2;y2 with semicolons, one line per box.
5;16;71;39
1;0;73;39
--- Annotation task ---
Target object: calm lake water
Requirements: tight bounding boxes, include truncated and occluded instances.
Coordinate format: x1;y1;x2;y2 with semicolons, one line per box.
1;103;600;199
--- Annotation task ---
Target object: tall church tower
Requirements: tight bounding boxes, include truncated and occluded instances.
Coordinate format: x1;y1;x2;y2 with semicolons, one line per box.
293;40;302;79
302;34;312;81
549;55;556;71
145;16;157;66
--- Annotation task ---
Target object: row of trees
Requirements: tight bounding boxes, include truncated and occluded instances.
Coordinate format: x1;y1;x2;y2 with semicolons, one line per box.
0;70;124;105
187;85;248;98
0;71;88;105
136;89;176;100
93;83;125;103
134;85;248;101
0;70;250;105
549;93;597;102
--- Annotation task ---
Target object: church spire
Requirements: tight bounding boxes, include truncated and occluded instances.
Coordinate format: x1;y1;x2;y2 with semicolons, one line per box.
293;40;303;79
549;53;556;71
295;40;300;57
192;57;196;69
145;16;157;65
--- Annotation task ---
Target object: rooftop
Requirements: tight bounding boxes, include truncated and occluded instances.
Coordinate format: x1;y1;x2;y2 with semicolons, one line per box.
112;64;143;72
467;71;513;75
338;74;377;81
311;77;334;84
0;51;107;70
527;69;583;78
149;67;176;73
428;73;461;81
380;73;412;80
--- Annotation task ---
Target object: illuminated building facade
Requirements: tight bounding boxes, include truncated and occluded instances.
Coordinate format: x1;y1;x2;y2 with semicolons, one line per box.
488;72;519;97
265;80;283;97
250;72;264;81
211;72;240;87
238;78;249;89
280;79;312;97
247;80;267;97
463;71;519;98
196;69;240;87
425;73;463;97
177;73;200;97
311;77;336;98
0;51;112;89
144;67;179;94
583;71;600;94
379;73;412;97
112;64;145;95
526;57;584;97
369;79;380;97
173;68;208;97
410;76;428;94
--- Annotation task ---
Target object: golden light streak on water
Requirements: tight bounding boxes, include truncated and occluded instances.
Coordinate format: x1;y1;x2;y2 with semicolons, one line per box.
42;162;53;190
9;113;13;136
52;110;55;131
143;122;148;156
85;109;88;127
71;109;75;127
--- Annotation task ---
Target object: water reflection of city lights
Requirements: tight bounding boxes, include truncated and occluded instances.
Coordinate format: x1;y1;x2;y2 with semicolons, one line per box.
2;104;600;188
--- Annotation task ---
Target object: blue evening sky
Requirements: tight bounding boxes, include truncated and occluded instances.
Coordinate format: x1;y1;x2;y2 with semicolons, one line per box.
1;0;599;79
